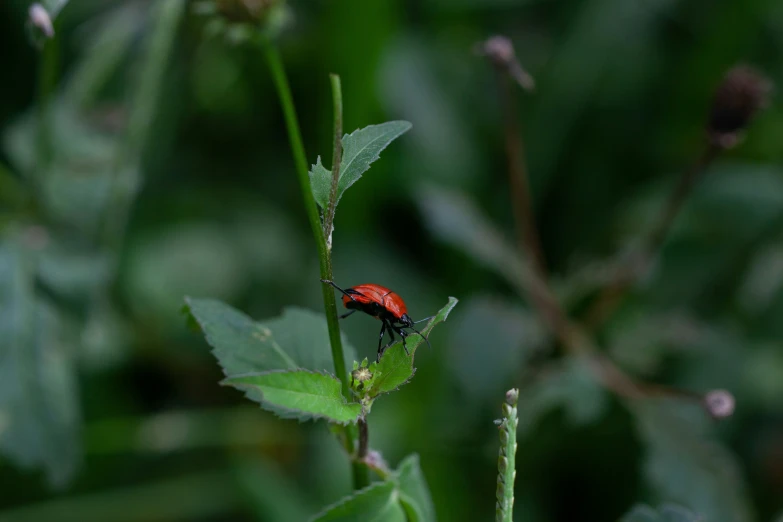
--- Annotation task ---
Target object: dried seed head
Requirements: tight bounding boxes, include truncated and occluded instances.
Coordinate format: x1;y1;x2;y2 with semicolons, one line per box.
708;65;772;149
29;4;54;38
704;389;736;419
479;36;515;67
351;367;372;384
475;36;535;91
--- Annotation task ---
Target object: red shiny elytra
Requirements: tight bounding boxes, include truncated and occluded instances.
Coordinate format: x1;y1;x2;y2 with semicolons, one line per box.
321;280;432;361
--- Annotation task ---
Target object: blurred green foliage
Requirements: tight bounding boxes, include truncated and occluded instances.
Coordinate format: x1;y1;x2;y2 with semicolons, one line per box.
2;0;783;521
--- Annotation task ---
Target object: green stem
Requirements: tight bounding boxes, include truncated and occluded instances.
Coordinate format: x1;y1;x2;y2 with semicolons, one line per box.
261;40;364;489
496;389;519;522
323;74;343;242
102;0;185;249
260;40;349;398
36;36;58;182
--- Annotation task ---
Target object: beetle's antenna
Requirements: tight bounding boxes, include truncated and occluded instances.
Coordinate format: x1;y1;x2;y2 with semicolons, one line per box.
410;326;431;350
321;279;359;302
412;315;435;324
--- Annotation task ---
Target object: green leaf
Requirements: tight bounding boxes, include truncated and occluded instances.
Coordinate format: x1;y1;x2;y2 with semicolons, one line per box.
185;298;358;419
364;297;458;398
620;503;703;522
0;237;81;488
184;297;357;375
223;370;362;424
632;399;751;522
310;121;412;209
395;454;436;522
309;480;406;522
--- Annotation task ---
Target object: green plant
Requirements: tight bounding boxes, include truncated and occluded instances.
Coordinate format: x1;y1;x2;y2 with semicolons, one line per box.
183;8;457;518
495;388;519;522
0;0;185;488
436;37;771;522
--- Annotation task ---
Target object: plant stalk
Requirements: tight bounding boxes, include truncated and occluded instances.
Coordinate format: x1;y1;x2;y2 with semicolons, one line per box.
583;143;721;329
496;389;519;522
261;41;365;489
261;41;349;398
323;74;343;245
36;36;58;183
496;69;547;278
353;418;369;489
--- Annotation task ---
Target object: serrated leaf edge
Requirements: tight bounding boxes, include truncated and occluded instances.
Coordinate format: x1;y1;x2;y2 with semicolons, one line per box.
366;297;458;398
183;296;299;371
307;479;399;522
222;368;361;426
337;120;412;197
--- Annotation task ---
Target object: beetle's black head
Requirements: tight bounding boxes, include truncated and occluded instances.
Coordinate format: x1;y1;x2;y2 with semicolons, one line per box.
400;313;414;328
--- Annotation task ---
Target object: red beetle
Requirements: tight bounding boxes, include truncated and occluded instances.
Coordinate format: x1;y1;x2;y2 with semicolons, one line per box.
321;279;432;360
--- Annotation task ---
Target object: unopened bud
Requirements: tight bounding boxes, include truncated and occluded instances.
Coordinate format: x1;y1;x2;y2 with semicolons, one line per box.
363;450;389;473
708;65;772;149
704;389;735;419
29;4;54;38
475;36;535;91
505;388;519;406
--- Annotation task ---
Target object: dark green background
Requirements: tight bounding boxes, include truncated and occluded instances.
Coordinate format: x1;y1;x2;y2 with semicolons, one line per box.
1;0;783;520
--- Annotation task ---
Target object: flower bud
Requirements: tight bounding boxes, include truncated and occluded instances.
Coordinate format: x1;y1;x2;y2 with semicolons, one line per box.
708;65;772;149
28;3;54;39
703;389;735;419
475;36;535;91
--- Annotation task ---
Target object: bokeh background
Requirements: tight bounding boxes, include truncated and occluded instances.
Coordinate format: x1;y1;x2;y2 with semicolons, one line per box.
2;0;783;521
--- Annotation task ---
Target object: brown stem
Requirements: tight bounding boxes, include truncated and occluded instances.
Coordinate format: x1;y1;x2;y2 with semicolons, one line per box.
496;68;547;278
583;143;721;329
357;418;368;460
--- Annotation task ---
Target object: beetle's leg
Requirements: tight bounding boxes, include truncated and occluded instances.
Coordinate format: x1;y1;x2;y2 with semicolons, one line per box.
377;322;396;361
392;324;425;355
339;310;357;320
320;279;361;302
399;329;409;355
377;321;387;355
